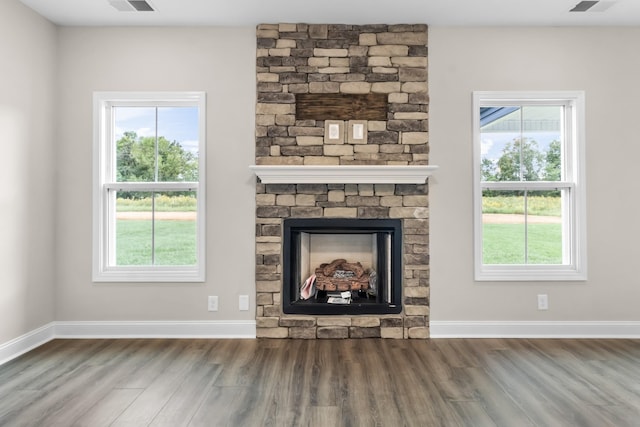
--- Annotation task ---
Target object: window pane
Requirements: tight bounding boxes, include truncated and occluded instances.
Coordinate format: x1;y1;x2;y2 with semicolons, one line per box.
526;190;563;264
480;107;522;182
114;107;157;183
483;189;563;265
482;190;526;264
114;106;199;183
480;105;563;182
157;107;199;182
116;191;153;265
115;191;198;266
154;191;198;266
522;106;563;182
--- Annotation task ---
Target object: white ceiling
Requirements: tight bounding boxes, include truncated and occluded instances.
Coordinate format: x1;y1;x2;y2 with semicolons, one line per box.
19;0;640;27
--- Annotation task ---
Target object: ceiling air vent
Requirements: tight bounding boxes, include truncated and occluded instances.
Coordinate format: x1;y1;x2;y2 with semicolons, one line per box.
570;0;617;12
129;1;154;11
108;0;154;12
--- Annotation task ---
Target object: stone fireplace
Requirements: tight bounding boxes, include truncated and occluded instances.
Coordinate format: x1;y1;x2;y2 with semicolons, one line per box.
253;23;432;339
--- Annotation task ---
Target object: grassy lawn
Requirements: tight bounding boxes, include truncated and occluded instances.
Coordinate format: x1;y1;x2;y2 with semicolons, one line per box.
483;223;562;264
116;219;197;265
483;195;562;264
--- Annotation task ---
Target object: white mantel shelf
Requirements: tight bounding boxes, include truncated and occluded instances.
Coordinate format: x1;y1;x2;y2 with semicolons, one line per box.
249;165;438;184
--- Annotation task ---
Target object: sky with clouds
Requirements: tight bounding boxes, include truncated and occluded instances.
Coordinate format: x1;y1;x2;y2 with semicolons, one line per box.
114;106;199;154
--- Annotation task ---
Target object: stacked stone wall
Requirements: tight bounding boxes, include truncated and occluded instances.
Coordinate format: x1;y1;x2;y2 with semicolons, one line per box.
254;24;430;339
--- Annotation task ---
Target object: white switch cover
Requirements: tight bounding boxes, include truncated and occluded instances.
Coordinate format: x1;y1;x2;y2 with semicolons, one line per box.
353;123;364;139
347;120;368;144
329;123;340;139
324;120;344;144
239;295;250;311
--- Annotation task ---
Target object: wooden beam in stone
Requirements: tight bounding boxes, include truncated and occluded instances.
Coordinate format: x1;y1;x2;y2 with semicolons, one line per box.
295;94;387;120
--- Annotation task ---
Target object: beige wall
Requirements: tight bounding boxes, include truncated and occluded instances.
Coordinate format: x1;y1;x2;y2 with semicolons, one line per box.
55;27;256;321
0;1;57;344
3;17;640;346
429;27;640;321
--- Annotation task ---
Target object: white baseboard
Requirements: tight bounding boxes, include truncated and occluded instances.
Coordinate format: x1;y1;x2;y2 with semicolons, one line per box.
430;320;640;338
54;320;257;339
0;323;56;366
0;320;256;366
4;320;638;366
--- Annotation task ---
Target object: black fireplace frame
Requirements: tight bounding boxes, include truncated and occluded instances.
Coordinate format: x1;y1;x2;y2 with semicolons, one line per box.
282;218;403;315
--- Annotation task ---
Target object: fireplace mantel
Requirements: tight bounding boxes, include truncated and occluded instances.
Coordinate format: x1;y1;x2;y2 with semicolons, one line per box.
249;165;438;184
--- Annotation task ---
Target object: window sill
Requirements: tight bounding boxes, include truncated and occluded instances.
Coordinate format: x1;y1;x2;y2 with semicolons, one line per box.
475;266;587;282
93;268;204;283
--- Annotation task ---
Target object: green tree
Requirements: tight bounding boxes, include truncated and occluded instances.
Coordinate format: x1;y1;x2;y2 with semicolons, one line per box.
495;138;544;182
482;157;497;182
116;132;198;183
116;131;138;181
543;140;561;181
157;138;198;181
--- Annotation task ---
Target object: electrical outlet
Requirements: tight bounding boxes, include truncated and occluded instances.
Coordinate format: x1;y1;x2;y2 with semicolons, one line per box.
208;296;218;312
537;294;549;310
239;295;249;311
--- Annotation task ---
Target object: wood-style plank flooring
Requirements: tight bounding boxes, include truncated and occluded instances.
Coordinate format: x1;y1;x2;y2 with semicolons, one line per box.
0;338;638;426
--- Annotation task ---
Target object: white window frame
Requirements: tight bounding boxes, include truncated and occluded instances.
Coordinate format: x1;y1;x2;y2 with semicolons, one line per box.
473;91;587;281
93;91;206;282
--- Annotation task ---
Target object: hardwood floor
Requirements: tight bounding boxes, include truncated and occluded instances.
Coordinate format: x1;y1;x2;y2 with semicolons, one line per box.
0;338;638;426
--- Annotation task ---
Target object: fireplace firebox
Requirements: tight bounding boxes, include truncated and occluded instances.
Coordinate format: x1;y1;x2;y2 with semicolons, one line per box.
283;218;402;315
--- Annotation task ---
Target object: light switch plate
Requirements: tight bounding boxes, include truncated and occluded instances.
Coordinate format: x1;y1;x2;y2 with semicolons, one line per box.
348;120;368;144
329;124;340;139
324;120;344;144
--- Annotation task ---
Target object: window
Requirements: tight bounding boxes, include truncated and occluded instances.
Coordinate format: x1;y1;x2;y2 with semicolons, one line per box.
473;91;586;281
93;92;206;282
